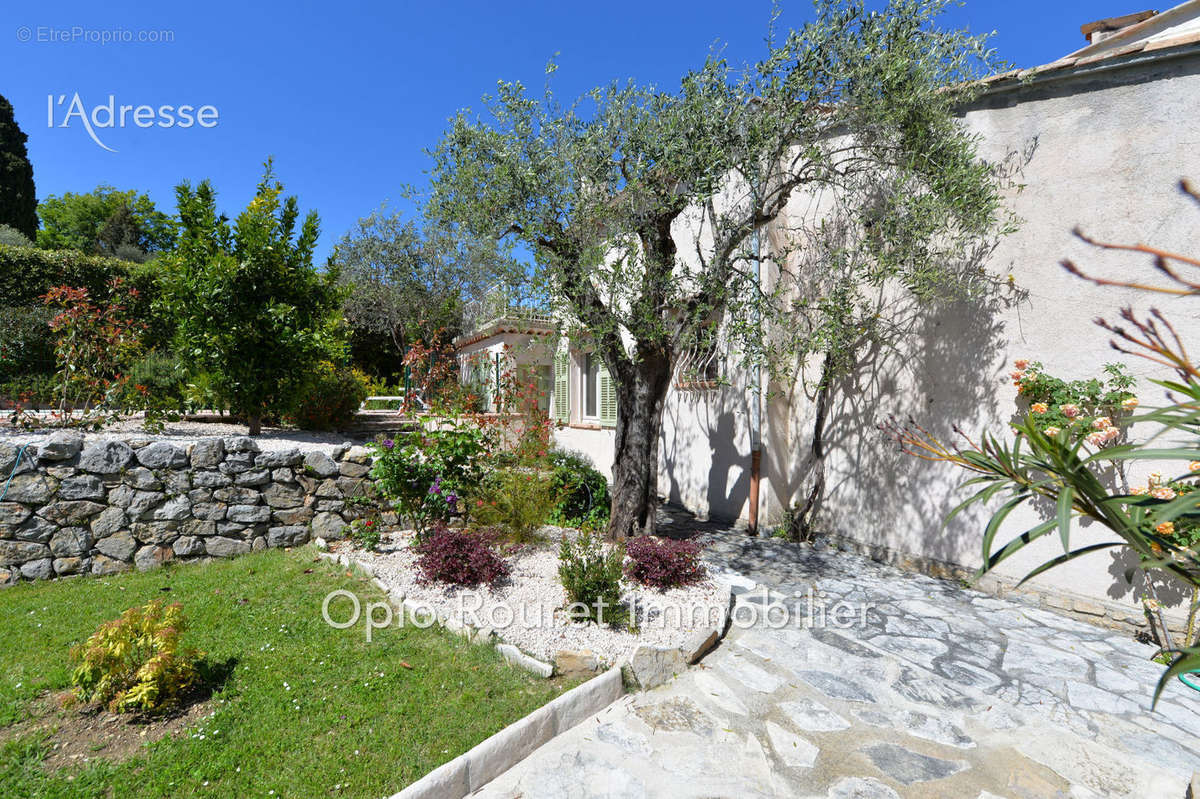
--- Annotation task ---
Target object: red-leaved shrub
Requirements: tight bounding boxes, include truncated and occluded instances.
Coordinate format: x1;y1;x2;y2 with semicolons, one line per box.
624;536;706;590
414;526;510;587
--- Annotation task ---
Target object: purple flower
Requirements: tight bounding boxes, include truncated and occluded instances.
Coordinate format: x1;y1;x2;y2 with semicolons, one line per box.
382;439;394;450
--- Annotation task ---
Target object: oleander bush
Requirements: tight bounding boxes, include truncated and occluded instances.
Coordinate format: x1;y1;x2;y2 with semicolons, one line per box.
558;530;627;627
68;600;203;714
624;536;707;590
414;525;510;587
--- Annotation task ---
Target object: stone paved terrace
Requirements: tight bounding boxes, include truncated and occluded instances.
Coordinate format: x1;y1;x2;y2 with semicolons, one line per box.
479;527;1200;798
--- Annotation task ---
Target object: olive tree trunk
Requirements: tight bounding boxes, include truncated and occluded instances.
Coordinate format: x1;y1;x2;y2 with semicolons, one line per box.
608;350;674;539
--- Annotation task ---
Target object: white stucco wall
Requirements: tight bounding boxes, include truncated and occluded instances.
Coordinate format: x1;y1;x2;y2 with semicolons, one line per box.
638;49;1200;616
798;52;1200;613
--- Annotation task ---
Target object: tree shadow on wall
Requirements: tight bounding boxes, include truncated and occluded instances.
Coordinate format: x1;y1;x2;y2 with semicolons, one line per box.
659;389;750;525
814;276;1016;565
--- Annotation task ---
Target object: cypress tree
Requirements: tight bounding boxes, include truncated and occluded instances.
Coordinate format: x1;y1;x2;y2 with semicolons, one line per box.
0;94;37;241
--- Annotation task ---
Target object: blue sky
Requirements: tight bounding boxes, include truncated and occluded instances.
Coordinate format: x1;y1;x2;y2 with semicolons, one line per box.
3;0;1138;263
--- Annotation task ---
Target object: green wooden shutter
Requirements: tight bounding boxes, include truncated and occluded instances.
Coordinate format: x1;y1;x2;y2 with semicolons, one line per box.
553;351;569;421
598;363;617;427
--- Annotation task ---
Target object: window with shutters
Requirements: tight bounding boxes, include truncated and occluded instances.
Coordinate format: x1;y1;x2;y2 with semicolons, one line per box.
598;362;617;427
553;350;569;421
584;353;599;419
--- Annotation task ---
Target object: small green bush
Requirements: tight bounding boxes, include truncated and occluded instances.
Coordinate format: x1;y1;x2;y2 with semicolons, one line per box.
69;600;204;714
120;349;189;410
0;305;55;379
348;517;382;551
547;449;610;528
471;468;559;543
0;372;57;407
558;530;627;627
0;225;32;247
287;361;371;431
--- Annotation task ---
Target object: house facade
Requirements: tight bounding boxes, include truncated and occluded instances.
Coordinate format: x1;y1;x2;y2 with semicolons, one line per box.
456;2;1200;622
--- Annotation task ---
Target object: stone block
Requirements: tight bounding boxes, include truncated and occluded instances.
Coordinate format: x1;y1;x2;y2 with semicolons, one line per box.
38;500;106;526
49;527;92;557
95;530;137;561
206;536;251;558
57;474;106;501
303;451;339;478
78;440;134;474
38;431;83;462
4;473;59;504
136;442;187;470
190;438;225;468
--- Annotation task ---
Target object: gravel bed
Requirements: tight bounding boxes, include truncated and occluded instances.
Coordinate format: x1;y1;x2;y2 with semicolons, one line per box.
345;526;729;667
0;414;363;453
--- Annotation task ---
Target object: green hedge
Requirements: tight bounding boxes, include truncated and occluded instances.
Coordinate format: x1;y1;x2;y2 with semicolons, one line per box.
0;244;134;306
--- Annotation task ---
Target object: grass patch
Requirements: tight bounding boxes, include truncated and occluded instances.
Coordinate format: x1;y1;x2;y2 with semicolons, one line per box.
0;547;573;797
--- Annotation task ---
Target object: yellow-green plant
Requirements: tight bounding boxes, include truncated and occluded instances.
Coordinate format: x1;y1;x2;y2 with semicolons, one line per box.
69;600;203;714
471;467;561;543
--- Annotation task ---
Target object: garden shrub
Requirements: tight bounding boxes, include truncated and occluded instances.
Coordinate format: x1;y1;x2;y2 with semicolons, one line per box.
44;279;146;417
547;449;610;527
120;349;189;410
471;467;559;543
0;305;55;379
370;423;485;536
414;525;509;587
0;373;56;408
624;536;707;590
0;243;133;306
0;225;32;247
349;518;382;551
1011;359;1136;445
69;600;203;714
558;530;627;626
287;360;371;431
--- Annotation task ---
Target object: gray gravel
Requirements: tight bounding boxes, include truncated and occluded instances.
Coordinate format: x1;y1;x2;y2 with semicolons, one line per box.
349;526;729;666
0;414;364;454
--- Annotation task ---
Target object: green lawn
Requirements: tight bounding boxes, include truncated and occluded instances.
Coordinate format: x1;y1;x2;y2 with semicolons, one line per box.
0;547;570;798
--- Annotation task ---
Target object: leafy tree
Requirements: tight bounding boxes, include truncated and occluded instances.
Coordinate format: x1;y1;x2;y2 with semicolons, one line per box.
332;208;514;379
0;94;37;241
428;0;1010;538
163;161;342;435
37;186;176;260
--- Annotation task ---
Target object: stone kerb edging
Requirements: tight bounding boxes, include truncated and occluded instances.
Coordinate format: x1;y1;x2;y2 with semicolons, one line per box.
326;549;735;686
387;667;625;799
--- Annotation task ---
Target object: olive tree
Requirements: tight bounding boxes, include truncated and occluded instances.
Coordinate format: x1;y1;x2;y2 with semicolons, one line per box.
333;209;515;377
429;0;1011;538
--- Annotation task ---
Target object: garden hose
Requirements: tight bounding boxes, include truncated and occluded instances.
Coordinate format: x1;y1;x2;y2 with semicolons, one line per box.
0;442;29;503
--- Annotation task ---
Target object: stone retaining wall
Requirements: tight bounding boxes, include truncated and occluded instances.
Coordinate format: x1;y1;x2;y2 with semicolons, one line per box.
0;433;382;583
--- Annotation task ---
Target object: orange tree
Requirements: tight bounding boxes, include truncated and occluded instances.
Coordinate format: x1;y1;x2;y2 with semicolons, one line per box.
161;161;343;435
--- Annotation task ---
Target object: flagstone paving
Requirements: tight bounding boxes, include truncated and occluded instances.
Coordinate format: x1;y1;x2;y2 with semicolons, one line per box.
478;528;1199;798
